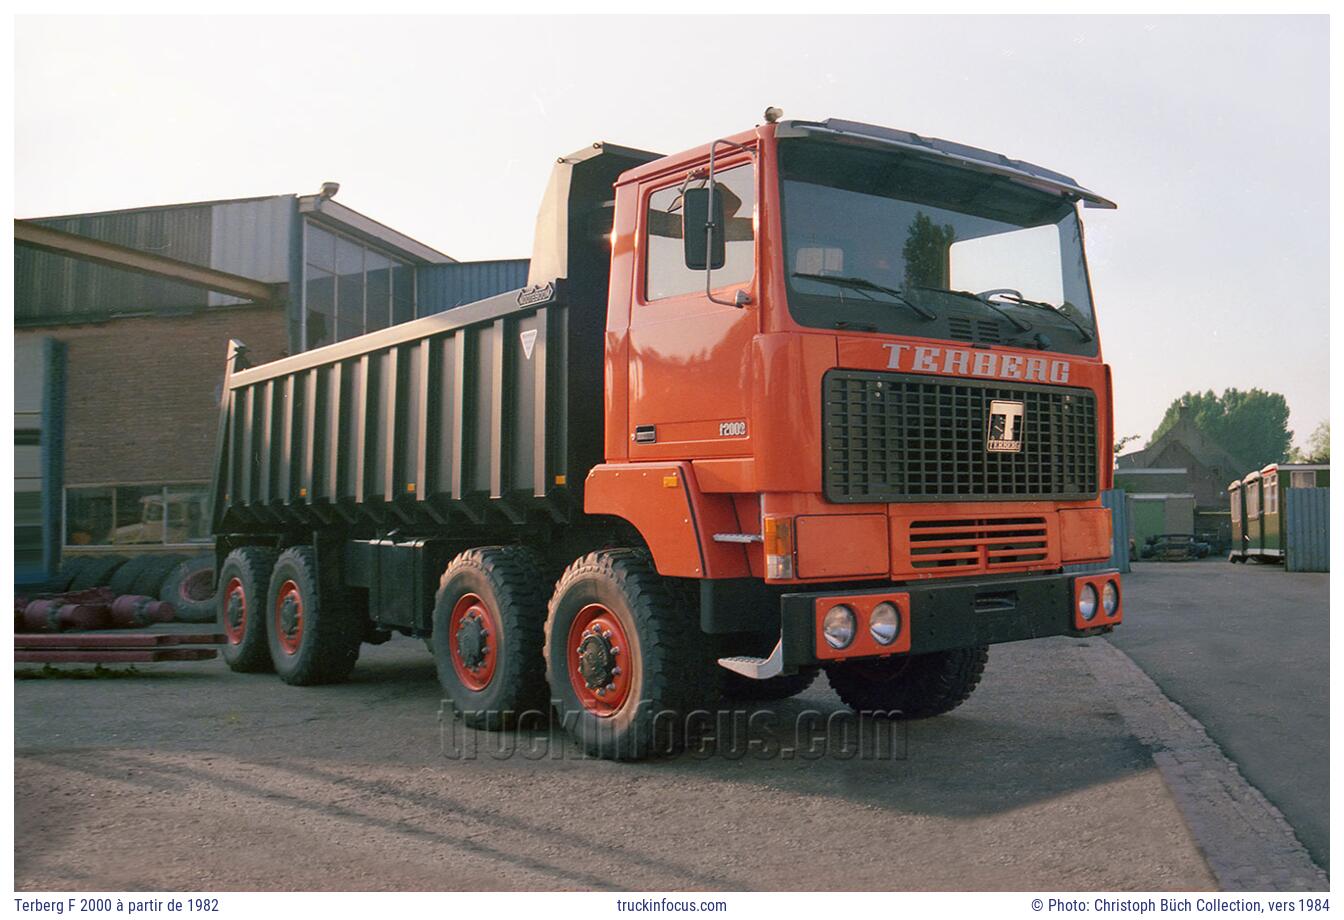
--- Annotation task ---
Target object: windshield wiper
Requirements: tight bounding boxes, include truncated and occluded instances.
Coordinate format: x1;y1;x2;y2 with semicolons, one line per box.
978;289;1093;342
925;287;1033;333
793;272;936;321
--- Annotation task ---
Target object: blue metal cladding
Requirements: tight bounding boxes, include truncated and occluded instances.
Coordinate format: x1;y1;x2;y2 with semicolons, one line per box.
15;195;295;324
1064;488;1130;575
416;259;530;316
1285;488;1330;572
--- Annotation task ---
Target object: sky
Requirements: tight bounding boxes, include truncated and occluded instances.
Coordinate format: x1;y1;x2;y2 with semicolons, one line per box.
13;14;1330;450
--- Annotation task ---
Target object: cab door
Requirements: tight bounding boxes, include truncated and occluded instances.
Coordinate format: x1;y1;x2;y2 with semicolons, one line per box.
626;158;759;461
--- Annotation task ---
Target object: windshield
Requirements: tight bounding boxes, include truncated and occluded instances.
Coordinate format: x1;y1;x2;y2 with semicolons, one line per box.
778;139;1098;357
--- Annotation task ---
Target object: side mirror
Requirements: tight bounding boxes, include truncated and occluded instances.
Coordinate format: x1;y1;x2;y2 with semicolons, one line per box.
683;186;726;271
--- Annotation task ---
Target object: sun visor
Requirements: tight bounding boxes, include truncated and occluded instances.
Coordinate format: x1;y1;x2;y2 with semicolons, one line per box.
775;119;1116;210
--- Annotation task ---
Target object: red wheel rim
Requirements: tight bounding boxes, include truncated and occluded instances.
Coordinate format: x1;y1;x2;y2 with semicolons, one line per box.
274;579;304;656
223;577;246;646
448;593;500;691
566;603;633;717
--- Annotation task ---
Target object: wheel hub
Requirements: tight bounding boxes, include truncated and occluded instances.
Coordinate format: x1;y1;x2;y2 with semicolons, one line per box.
278;595;300;639
455;610;490;670
226;590;245;631
576;625;621;692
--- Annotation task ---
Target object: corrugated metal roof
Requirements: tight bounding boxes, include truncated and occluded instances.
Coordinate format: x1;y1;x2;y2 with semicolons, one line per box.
16;195;295;323
417;259;530;316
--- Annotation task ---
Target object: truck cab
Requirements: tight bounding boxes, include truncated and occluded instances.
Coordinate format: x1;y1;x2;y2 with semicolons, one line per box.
588;118;1120;689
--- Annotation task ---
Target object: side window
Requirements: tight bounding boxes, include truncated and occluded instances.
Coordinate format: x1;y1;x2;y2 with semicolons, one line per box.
1247;483;1260;518
645;163;755;301
1266;476;1278;514
1230;492;1241;523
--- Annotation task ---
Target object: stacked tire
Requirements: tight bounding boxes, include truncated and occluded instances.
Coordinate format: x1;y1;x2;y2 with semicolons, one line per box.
158;555;217;623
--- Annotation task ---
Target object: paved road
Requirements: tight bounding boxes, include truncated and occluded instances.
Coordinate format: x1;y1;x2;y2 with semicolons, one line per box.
1109;560;1329;870
15;637;1214;891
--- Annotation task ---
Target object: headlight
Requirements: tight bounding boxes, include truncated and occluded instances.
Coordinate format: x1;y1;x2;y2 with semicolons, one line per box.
1078;583;1099;622
869;602;901;646
822;605;856;649
1102;580;1119;615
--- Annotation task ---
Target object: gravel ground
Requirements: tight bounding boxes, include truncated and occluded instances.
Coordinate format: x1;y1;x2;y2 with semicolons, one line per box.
15;634;1214;891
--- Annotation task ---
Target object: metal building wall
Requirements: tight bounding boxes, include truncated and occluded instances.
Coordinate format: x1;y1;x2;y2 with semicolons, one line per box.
416;259;530;315
16;196;295;324
1065;488;1130;575
1285;488;1330;572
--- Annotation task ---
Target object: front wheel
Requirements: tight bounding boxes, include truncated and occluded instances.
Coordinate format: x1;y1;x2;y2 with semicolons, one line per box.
545;549;711;761
825;646;988;719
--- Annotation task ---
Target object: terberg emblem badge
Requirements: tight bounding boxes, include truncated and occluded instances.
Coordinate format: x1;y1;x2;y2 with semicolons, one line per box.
987;400;1025;453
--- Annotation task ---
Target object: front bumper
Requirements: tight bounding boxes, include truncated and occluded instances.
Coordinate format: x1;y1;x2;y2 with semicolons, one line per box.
772;570;1122;674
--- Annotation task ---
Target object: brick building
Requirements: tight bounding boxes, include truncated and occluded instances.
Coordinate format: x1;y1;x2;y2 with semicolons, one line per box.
1115;408;1247;550
14;191;528;585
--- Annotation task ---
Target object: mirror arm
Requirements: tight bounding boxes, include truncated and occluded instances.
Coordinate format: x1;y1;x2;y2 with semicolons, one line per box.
705;137;756;308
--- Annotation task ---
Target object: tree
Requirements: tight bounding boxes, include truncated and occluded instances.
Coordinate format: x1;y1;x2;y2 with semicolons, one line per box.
1149;388;1292;471
1289;421;1329;463
1114;434;1141;455
902;212;956;290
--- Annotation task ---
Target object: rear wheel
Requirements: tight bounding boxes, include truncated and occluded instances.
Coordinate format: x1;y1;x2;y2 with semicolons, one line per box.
545;549;712;761
266;546;362;685
825;646;988;719
431;546;550;731
218;547;277;673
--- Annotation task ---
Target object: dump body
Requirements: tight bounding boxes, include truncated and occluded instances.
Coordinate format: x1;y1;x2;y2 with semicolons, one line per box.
211;144;657;537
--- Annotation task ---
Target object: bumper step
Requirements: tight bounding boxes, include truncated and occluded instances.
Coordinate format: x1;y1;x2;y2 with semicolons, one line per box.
717;639;784;680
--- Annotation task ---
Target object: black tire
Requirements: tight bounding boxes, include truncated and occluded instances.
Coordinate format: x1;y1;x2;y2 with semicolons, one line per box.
722;666;820;702
159;554;217;623
67;555;129;591
266;545;362;685
825;646;989;719
545;549;713;761
46;556;99;594
131;554;184;598
432;546;550;731
108;555;153;596
218;547;277;673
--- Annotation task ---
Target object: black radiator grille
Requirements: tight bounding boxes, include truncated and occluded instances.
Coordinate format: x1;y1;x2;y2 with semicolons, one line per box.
823;370;1099;503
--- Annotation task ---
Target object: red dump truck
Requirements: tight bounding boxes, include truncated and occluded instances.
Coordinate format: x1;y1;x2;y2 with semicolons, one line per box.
211;112;1123;760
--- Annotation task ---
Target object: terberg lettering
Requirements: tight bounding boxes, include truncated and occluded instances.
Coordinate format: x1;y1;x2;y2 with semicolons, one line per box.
882;343;1071;384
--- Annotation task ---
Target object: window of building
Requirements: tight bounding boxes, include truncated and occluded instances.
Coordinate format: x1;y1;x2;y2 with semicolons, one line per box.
15;437;43;573
1246;482;1260;518
645;163;756;301
1264;475;1278;514
1230;492;1241;523
65;483;210;547
1291;470;1316;489
303;222;415;350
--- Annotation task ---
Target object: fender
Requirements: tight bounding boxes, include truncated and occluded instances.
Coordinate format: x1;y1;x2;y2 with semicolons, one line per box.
584;462;752;579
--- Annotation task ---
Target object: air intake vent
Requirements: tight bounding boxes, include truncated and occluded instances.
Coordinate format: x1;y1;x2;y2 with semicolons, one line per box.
903;516;1050;573
946;315;1004;344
